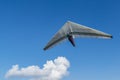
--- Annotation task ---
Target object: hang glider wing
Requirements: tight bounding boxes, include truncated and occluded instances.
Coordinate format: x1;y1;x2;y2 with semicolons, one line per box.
43;21;112;50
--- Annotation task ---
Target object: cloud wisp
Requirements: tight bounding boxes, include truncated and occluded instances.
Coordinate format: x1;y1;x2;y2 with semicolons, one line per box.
5;56;70;80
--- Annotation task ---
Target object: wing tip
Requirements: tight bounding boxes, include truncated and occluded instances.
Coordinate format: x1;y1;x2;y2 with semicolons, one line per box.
43;47;47;51
106;35;113;39
109;35;113;39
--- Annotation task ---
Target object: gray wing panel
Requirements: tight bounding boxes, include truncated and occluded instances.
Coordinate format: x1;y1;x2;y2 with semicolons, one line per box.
68;21;112;39
70;32;112;38
43;36;67;50
43;22;70;50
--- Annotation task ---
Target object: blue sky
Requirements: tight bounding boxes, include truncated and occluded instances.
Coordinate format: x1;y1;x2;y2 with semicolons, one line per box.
0;0;120;80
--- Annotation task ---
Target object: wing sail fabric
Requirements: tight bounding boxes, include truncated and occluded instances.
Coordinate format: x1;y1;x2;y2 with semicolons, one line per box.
44;21;112;50
43;22;70;50
68;21;112;38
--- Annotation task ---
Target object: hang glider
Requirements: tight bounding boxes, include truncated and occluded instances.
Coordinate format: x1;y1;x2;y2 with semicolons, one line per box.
43;21;112;50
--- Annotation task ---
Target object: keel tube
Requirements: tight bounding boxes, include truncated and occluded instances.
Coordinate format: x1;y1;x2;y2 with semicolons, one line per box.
68;35;75;47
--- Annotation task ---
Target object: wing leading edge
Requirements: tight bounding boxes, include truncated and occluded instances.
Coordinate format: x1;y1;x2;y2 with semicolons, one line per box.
43;21;112;50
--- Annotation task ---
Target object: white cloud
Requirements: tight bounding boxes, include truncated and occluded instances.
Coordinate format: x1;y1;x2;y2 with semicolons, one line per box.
5;56;70;80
